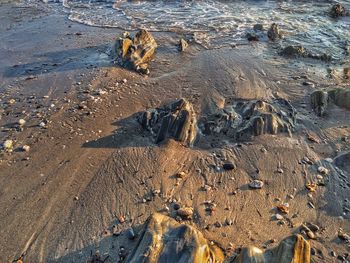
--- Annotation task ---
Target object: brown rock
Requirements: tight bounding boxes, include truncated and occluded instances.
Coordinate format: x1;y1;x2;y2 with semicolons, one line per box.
281;45;306;57
138;98;198;147
113;29;157;74
234;235;310;263
330;3;349;18
179;38;189;52
126;213;224;263
267;23;282;41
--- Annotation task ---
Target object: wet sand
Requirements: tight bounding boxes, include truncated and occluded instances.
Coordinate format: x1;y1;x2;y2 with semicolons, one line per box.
0;2;349;263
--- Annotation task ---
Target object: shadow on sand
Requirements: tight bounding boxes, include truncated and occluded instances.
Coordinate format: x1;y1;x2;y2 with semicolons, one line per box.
4;44;112;78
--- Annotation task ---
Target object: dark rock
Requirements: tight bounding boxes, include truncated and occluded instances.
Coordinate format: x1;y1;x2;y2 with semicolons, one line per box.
267;23;282;41
223;162;235;170
281;45;307;57
334;151;350;173
310;90;328;116
253;24;264;31
173;203;181;210
330;3;349;18
113;29;157;74
126;213;224;262
138;98;197;147
127;227;136;240
246;32;259;41
178;38;188;52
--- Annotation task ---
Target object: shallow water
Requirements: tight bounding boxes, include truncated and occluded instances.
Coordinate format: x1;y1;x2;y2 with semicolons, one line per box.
36;0;350;61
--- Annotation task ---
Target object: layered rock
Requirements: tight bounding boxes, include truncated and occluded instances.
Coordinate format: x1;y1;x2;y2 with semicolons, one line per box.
234;235;310;263
201;99;296;140
138;98;198;147
328;88;350;110
310;90;329;116
126;213;224;263
113;29;158;74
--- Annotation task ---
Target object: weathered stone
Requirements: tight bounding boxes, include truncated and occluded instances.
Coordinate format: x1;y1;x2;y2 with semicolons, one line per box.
281;45;306;57
310;90;328;116
267;23;282;41
249;180;264;189
253;24;264;31
138;98;197;147
330;3;349;18
113;29;157;74
179;38;189;52
223;162;235;170
233;99;296;141
234;235;310;263
246;32;259;41
126;213;224;263
176;207;194;220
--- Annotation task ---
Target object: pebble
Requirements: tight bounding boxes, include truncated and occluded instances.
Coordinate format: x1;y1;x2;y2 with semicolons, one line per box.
176;207;193;220
22;145;30;152
223;162;235;170
176;171;187;179
317;166;329;175
225;218;233;226
127;227;135;240
173;203;181;210
277;168;284;174
122;79;127;83
39;122;46;128
3;140;13;151
275;214;284;220
18;119;26;126
249;180;264;189
74;196;79;201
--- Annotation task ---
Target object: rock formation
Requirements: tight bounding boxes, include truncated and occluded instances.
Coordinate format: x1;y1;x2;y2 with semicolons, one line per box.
113;29;158;74
310;90;329;116
267;23;282;41
280;46;306;58
202;99;296;140
310;88;350;116
334;151;350;173
138;98;198;147
234;234;310;263
126;213;224;263
330;3;349;18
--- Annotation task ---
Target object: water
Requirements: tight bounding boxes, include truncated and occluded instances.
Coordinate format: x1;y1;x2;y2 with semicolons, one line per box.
40;0;350;61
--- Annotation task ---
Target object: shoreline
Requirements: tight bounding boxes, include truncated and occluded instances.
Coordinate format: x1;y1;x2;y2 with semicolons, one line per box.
0;2;349;262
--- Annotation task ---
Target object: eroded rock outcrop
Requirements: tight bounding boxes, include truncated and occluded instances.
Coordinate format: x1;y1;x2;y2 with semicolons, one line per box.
126;213;224;263
113;29;158;74
234;235;310;263
138;98;197;146
334;151;350;173
310;88;350;116
201;99;296;140
310;90;329;116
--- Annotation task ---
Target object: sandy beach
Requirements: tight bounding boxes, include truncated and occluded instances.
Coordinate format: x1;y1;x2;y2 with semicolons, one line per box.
0;1;350;262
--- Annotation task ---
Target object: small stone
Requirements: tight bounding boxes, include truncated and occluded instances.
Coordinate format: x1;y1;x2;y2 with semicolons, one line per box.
223;162;235;170
275;214;284;220
122;79;127;84
305;182;317;192
74;196;79;201
331;251;337;257
249;180;264;189
306;230;316;240
178;38;189;52
118;215;125;224
22;145;30;152
276;203;289;214
317;166;329;175
3;140;13;151
176;207;193;220
277;168;284;174
39;122;46;128
307;202;315;209
338;229;350;241
127;227;135;240
225;218;233;226
173;203;181;210
306;222;320;232
18;119;26;126
176;171;187;179
214;221;222;228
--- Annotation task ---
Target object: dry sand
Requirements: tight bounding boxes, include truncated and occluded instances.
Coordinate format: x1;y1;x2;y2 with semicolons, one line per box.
0;2;349;263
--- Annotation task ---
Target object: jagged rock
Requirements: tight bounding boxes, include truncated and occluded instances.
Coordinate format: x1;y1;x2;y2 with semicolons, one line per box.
179;38;189;52
328;88;350;110
138;98;197;147
330;3;349;18
310;90;328;116
113;29;157;74
201;99;296;140
267;23;282;41
233;99;296;140
234;234;310;263
281;45;306;57
126;213;224;263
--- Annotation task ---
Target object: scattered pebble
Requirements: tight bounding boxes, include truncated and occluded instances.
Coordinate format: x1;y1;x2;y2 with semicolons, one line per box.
317;166;329;175
223;162;235;170
22;145;30;152
18;119;26;126
249;180;264;189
